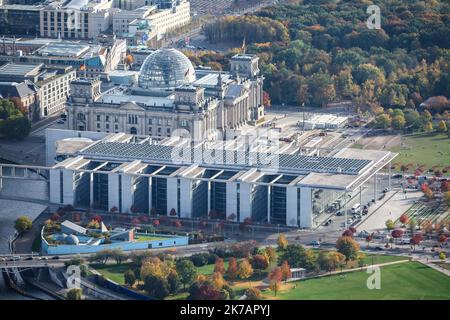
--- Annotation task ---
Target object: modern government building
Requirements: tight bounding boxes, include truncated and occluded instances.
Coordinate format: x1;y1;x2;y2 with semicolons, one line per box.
47;130;397;228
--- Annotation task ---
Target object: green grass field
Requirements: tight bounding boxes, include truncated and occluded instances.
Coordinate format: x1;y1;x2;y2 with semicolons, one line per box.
90;263;130;284
390;133;450;170
263;262;450;300
196;260;230;275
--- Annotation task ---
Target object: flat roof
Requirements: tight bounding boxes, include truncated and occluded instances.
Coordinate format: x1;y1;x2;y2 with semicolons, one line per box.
78;141;372;175
0;63;42;76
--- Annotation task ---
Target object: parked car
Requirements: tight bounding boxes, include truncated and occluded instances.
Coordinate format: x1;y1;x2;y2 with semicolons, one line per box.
374;246;384;251
51;256;60;260
25;257;33;261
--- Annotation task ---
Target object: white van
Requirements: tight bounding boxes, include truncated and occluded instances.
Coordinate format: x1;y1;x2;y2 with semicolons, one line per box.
351;203;361;214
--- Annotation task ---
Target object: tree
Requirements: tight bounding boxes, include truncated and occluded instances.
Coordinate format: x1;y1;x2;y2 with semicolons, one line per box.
421;183;434;200
237;259;253;279
269;266;282;283
408;219;417;235
251;254;269;276
385;219;395;230
111;249;127;265
439;252;446;261
176;259;197;290
245;287;262;300
424;121;434;132
410;234;423;250
188;281;225;300
399;214;409;225
335;236;360;262
269;279;282;297
90;250;113;265
14;216;32;233
437;120;448;133
391;114;406;130
277;233;288;250
391;229;404;246
124;269;136;286
264;246;277;263
278;245;316;271
167;269;180;294
67;288;82;300
0;112;31;140
444;191;450;206
365;233;373;248
280;260;292;283
438;234;448;245
317;251;345;272
211;272;227;290
144;274;170;299
226;257;239;280
214;257;225;274
375;114;391;129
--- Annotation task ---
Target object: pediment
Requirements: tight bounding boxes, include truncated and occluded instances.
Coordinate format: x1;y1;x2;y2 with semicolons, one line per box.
120;101;145;111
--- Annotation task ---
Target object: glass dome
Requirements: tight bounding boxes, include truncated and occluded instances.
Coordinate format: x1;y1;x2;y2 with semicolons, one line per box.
138;48;196;89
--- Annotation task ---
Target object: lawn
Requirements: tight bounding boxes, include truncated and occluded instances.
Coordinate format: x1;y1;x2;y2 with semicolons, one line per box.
90;263;130;285
134;235;167;242
262;262;450;300
196;260;230;275
359;253;408;266
389;133;450;170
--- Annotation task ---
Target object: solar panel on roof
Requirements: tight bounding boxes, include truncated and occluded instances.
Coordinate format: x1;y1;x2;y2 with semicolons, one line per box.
80;142;371;175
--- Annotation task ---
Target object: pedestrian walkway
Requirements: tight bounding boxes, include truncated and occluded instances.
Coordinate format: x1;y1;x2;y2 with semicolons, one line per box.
416;258;450;277
357;191;422;231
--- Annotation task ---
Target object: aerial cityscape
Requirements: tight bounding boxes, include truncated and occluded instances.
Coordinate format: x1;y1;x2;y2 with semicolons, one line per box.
0;0;449;304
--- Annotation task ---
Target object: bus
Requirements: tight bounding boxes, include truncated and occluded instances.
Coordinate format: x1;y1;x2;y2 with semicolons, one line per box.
351;203;361;214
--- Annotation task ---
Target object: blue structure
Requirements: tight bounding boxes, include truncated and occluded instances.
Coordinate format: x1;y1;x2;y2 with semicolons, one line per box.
41;227;188;255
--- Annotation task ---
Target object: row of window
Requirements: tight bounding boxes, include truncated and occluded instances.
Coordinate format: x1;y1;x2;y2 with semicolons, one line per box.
95;122;171;135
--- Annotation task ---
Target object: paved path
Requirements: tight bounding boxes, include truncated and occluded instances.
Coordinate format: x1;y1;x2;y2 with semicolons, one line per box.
416;258;450;277
356;191;422;231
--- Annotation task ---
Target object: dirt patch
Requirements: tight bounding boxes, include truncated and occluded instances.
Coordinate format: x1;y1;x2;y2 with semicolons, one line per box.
358;134;401;150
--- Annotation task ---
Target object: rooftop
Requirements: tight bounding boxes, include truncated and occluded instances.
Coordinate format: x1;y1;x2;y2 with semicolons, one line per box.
78;141;372;175
0;63;43;77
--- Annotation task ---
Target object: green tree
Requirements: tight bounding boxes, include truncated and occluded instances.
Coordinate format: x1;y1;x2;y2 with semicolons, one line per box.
444;191;450;206
144;274;170;299
14;216;32;233
391;114;406;130
404;110;422;130
176;259;197;289
385;219;395;230
124;269;136;286
375;114;391;129
167;269;180;294
111;249;127;265
335;236;360;262
278;244;316;270
67;288;82;300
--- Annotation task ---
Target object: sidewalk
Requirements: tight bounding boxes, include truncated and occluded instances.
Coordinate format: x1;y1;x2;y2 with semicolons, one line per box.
357;190;422;231
416;258;450;277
